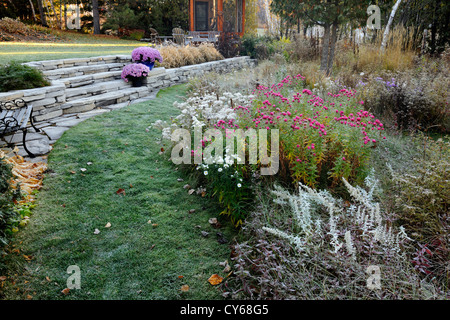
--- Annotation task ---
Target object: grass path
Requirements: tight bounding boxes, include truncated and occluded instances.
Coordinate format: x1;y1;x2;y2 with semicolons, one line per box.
1;85;235;300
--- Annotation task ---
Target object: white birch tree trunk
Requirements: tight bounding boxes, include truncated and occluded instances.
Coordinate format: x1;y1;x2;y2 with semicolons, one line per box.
381;0;402;52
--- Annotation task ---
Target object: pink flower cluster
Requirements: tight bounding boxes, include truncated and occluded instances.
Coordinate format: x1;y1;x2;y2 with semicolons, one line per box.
131;47;163;63
209;74;385;150
121;63;150;82
333;109;385;144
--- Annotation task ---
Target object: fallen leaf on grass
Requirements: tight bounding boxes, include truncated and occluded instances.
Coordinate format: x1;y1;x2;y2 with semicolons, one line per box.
220;260;231;273
180;285;190;292
87;162;93;166
201;231;209;238
216;232;228;244
80;168;87;172
23;254;32;261
94;229;100;235
46;276;51;282
207;274;223;286
0;276;6;281
116;188;126;196
209;218;221;228
105;222;111;228
61;288;70;295
188;189;195;195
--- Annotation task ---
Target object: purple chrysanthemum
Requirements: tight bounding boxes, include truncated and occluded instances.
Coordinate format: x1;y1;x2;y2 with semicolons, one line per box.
121;63;150;82
131;47;163;63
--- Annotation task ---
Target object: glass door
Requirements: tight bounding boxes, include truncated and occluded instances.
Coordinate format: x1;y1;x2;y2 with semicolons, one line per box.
195;2;209;31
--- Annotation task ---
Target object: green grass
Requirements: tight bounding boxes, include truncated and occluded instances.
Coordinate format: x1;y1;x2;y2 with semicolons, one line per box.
0;84;235;300
0;31;144;65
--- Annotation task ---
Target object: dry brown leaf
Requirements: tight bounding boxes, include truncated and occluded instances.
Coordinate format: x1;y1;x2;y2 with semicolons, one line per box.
207;274;223;286
61;288;70;295
116;188;126;196
23;254;32;261
180;285;190;292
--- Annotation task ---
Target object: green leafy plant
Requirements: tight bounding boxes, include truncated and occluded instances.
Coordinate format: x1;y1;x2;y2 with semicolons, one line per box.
0;61;50;92
0;158;20;246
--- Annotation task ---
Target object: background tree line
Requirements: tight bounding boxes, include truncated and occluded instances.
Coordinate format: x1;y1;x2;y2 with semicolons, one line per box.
0;0;190;36
270;0;449;74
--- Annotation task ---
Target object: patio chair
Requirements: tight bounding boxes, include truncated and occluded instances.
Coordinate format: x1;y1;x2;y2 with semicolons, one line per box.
172;27;186;46
149;28;161;44
208;31;220;43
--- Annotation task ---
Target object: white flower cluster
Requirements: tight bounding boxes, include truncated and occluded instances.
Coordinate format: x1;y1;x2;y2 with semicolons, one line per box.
151;91;253;143
172;92;254;130
196;150;244;188
263;169;410;259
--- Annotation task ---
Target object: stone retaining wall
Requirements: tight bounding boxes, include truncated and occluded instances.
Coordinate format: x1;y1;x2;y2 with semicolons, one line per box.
0;56;255;122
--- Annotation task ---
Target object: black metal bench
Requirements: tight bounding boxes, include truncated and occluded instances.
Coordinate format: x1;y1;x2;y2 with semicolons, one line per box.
0;99;41;158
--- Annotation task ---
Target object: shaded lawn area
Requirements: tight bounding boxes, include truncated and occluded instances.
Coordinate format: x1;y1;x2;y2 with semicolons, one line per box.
0;33;143;64
1;84;235;300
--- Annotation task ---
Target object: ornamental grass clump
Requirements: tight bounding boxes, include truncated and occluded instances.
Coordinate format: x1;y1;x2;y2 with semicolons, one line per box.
388;134;450;284
120;63;150;82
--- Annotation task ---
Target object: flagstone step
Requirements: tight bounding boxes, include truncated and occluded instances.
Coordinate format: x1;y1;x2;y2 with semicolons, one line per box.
63;67;166;101
43;62;128;80
23;55;132;72
59;71;123;89
60;86;154;114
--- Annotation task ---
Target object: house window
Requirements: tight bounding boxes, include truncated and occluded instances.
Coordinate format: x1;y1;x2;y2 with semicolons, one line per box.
195;2;209;31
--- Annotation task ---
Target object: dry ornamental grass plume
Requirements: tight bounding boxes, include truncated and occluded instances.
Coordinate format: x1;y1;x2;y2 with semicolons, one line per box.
157;44;223;69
